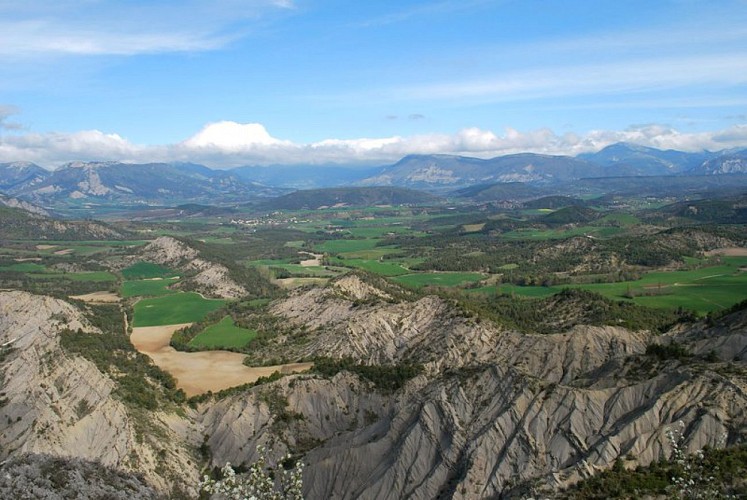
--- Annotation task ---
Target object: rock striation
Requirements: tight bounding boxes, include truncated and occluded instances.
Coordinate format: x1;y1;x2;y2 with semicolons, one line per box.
1;276;746;498
0;291;198;494
139;236;247;299
199;276;747;498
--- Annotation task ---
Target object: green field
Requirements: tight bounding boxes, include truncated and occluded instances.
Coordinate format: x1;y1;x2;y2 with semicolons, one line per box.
0;262;48;272
121;261;177;279
345;226;411;238
572;257;747;313
475;256;747;313
0;262;118;281
247;259;338;277
284;240;306;248
393;272;486;288
133;292;226;327
337;248;402;259
315;239;383;254
273;264;337;277
188;315;257;349
122;277;179;297
334;258;410;276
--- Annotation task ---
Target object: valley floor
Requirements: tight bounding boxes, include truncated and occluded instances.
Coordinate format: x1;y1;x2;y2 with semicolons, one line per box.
130;324;312;397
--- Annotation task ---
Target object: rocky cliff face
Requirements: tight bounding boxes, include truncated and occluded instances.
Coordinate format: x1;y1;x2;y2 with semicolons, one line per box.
0;291;198;494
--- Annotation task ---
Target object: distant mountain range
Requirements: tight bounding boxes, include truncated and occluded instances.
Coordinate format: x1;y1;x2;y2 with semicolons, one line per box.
577;143;712;175
0;161;286;206
358;153;600;188
0;162;49;193
1;143;747;208
260;186;440;210
232;164;381;189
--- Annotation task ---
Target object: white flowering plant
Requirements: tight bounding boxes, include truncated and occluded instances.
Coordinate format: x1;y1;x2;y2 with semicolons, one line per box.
666;421;731;500
200;445;304;500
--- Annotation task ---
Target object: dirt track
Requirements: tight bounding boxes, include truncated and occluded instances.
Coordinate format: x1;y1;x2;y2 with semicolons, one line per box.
705;247;747;256
130;324;312;397
70;291;120;303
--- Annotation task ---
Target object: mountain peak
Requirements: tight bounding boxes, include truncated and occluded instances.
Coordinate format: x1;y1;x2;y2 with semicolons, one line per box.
60;161;118;170
4;161;43;171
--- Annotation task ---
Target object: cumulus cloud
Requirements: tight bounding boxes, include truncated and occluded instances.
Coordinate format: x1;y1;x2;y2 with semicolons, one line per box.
182;121;291;151
1;120;747;169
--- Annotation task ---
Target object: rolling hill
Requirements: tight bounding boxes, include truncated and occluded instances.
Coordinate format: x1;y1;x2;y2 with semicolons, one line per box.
451;182;547;202
0;204;127;240
260;186;440;210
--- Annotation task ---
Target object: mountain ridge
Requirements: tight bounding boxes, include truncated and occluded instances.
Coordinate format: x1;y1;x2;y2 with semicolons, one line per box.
2;143;747;207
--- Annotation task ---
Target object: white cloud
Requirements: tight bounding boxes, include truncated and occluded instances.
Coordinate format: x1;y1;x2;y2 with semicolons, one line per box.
1;121;747;169
0;1;292;58
183;121;291;151
388;54;747;105
0;130;142;166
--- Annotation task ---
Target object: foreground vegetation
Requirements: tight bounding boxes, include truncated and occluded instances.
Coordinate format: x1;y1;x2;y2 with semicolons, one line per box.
59;304;185;409
559;444;747;499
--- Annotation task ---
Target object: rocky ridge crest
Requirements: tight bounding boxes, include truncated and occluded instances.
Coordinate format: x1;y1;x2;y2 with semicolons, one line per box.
140;236;247;299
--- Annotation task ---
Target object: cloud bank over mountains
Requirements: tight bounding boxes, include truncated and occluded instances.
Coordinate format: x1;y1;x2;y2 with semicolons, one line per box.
1;120;746;169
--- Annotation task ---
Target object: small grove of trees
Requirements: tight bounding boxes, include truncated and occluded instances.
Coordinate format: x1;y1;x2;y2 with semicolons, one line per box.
312;356;423;392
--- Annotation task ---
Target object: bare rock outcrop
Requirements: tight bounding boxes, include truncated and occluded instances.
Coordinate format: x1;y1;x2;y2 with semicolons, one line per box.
198;355;745;499
0;291;198;494
0;453;160;499
668;308;747;361
200;357;745;499
3;277;745;499
205;278;747;499
139;236;247;299
269;275;650;380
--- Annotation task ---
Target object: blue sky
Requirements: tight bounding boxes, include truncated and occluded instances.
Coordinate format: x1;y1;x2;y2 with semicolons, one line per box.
1;0;746;167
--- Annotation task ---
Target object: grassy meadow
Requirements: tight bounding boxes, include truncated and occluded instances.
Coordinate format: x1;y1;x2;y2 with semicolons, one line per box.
133;292;226;327
188;316;257;349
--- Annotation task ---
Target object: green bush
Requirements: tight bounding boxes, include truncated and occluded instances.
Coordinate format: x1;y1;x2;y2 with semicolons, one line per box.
312;357;423;392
